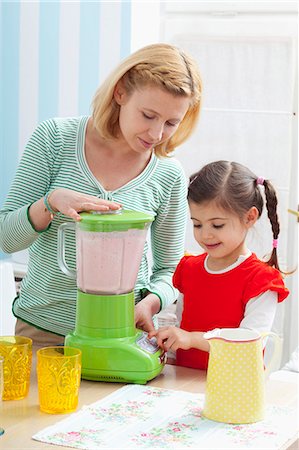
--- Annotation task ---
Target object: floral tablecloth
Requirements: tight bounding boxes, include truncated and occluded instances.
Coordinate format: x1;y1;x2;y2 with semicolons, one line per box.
32;385;298;449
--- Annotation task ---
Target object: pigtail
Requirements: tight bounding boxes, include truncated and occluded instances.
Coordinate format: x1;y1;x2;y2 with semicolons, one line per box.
261;179;282;272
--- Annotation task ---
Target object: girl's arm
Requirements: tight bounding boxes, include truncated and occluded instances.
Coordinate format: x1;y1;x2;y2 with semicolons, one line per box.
240;290;278;333
149;291;277;353
148;327;210;353
240;290;278;349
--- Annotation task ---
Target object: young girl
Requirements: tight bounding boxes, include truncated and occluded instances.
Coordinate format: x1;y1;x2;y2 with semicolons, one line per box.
149;160;289;370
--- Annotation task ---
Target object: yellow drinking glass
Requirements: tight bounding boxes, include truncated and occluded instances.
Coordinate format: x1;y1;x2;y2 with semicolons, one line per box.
37;346;82;414
0;355;4;436
0;336;32;400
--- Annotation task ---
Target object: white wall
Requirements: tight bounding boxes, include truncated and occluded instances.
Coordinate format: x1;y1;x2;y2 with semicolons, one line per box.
131;1;160;51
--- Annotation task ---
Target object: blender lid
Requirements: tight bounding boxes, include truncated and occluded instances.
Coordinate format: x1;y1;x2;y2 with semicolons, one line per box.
78;209;154;231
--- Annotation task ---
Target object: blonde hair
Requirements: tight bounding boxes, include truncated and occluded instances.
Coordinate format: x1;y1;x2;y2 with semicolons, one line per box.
92;43;202;157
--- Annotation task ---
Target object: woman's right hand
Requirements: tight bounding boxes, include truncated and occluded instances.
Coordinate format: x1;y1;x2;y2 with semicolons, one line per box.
47;188;121;221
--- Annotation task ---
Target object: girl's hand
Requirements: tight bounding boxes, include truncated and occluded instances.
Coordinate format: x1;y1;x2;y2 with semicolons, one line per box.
134;293;161;333
149;327;210;353
148;326;193;351
48;188;121;221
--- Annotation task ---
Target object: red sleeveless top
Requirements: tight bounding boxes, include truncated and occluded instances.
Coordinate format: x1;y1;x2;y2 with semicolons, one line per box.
174;253;289;370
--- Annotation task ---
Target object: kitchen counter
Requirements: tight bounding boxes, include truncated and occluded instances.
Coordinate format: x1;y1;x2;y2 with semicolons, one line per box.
1;356;298;450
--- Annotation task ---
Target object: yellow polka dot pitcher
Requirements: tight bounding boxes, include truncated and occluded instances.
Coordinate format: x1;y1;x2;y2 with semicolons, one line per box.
202;328;281;424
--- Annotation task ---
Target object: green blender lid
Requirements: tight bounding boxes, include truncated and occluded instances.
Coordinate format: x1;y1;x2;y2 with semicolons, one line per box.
78;209;154;232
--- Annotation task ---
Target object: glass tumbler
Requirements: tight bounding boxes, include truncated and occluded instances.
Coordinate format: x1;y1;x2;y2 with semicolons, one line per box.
0;356;4;436
37;346;82;414
0;336;32;400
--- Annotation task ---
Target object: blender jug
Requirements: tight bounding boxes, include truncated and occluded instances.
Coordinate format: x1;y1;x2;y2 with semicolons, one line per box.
58;209;152;295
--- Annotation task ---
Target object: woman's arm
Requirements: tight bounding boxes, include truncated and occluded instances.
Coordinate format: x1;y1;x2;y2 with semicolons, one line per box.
135;293;161;332
0;120;121;253
29;188;120;231
147;164;188;309
0;121;57;253
134;163;187;332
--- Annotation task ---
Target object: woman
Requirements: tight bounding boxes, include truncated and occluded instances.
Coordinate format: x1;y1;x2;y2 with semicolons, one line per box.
0;43;202;346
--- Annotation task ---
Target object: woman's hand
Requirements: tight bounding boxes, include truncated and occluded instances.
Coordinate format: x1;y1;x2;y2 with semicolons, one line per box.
134;293;161;333
48;188;121;221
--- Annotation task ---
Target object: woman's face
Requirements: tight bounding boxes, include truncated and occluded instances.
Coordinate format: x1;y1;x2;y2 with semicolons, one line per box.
114;83;190;154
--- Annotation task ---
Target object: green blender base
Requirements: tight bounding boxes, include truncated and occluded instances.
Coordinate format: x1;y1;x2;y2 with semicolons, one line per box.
65;290;165;384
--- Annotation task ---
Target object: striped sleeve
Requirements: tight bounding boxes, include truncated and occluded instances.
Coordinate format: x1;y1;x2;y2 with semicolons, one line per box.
0;120;60;253
148;161;188;308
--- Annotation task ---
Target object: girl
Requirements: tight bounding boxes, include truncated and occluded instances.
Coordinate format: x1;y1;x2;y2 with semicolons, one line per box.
149;160;289;369
0;43;202;346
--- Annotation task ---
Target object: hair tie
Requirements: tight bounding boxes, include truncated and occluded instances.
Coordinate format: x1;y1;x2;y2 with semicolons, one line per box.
272;239;278;249
256;177;264;186
189;174;198;186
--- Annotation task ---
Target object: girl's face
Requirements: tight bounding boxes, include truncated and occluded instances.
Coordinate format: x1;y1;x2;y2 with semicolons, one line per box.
189;200;258;269
114;83;190;154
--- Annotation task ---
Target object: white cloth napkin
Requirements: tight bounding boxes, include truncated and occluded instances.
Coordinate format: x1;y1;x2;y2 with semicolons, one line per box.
33;385;298;449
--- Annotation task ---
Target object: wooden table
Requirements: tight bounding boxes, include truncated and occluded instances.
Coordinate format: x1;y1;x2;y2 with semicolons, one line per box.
1;356;298;450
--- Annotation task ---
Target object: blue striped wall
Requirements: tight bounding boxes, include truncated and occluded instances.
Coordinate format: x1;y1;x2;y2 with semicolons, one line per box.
0;0;131;210
0;2;20;211
38;1;60;122
0;1;131;259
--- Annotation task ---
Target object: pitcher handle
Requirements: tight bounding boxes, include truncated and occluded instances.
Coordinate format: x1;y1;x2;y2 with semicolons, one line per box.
57;222;77;279
261;331;283;378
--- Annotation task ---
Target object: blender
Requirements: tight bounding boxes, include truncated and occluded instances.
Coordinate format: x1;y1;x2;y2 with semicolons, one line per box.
57;209;166;384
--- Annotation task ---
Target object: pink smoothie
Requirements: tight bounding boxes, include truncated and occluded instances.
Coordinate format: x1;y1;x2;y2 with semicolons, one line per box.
76;229;148;294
